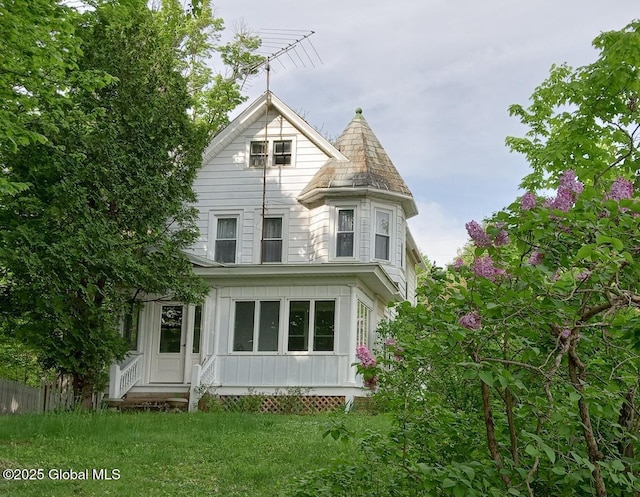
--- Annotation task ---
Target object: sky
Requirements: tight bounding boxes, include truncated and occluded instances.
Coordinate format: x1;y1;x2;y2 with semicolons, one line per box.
211;0;639;266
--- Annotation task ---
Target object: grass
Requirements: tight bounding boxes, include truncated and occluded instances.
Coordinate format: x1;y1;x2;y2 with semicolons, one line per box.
0;410;389;496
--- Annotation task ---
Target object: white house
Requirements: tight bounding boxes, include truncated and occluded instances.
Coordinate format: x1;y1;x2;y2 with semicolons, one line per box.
108;91;422;410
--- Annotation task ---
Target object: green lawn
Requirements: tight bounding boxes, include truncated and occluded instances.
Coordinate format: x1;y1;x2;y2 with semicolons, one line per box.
0;411;388;496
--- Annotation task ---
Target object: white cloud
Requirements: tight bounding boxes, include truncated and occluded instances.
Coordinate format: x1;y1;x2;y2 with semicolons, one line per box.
408;199;469;267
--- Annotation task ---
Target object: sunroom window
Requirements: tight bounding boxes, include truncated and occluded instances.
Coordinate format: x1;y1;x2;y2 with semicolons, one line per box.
233;301;280;352
287;300;335;352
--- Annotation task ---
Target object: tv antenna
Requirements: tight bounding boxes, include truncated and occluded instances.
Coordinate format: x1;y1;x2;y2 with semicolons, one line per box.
241;29;323;91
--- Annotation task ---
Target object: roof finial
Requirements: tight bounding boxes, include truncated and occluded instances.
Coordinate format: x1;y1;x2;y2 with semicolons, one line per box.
355;107;363;116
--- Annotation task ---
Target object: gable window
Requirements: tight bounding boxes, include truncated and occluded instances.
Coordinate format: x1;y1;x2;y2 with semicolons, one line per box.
250;141;266;167
233;301;280;352
261;217;283;263
287;300;335;352
273;140;292;165
215;217;237;263
249;139;293;167
374;210;390;260
336;209;355;257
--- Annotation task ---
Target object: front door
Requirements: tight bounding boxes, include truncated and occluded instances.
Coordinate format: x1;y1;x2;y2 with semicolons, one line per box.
150;304;186;383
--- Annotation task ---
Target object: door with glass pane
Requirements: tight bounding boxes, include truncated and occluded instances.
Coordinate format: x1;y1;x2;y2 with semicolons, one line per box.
150;304;186;383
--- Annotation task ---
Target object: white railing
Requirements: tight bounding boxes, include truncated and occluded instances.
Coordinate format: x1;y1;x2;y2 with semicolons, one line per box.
108;354;143;399
189;355;216;412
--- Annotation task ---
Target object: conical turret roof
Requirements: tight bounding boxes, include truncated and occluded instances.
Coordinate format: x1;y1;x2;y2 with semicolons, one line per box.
299;108;415;214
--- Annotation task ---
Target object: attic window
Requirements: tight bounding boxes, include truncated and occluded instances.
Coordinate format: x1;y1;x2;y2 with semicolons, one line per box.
273;140;291;165
249;139;293;167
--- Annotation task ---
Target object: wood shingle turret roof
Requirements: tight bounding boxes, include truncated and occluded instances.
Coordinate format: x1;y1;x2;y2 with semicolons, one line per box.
298;108;417;217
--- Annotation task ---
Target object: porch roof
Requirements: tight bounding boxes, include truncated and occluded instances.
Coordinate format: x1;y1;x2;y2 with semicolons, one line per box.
192;262;402;302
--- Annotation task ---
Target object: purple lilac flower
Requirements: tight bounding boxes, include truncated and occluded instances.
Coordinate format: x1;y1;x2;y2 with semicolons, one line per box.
520;192;537;211
608;177;634;201
458;310;482;330
528;249;544;265
559;169;584;194
560;328;571;339
384;338;396;347
356;345;376;368
576;270;589;282
453;258;465;269
465;220;492;247
493;229;510;247
472;255;506;281
545;170;584;212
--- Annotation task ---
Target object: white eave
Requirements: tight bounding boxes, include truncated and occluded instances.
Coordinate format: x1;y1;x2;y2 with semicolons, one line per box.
193;263;402;302
297;186;419;219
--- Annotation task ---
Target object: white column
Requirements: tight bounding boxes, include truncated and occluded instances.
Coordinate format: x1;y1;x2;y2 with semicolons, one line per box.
346;284;358;384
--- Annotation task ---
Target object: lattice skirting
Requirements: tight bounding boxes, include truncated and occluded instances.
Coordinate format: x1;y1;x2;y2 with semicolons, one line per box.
215;394;345;413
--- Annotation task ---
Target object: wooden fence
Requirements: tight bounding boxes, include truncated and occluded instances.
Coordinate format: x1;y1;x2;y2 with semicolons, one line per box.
0;377;75;414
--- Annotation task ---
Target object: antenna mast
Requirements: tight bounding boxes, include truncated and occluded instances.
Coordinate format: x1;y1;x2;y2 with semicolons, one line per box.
254;30;321;264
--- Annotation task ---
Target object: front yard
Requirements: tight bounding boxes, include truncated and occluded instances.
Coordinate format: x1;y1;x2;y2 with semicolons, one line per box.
0;411;388;496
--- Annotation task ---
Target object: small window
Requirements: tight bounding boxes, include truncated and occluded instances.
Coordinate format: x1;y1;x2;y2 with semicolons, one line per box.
375;210;390;260
287;300;335;352
250;141;266;167
261;217;283;263
356;300;370;347
273;140;292;165
122;304;141;351
336;209;354;257
215;217;237;263
192;305;202;354
233;301;280;352
159;305;183;353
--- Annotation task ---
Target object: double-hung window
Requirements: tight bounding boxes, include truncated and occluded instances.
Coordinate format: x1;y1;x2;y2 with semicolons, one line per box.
336;209;355;257
261;217;283;263
233;301;280;352
374;210;391;260
273;140;292;165
250;141;267;167
249;139;293;167
287;300;335;352
215;217;237;263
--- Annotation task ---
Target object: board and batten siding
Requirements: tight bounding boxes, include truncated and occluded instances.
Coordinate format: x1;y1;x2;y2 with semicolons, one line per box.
211;283;355;388
190;110;331;261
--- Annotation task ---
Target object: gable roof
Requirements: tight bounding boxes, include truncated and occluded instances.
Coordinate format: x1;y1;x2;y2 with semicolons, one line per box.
298;108;418;217
203;91;348;164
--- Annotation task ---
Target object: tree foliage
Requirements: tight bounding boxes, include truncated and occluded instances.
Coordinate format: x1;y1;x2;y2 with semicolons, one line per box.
0;0;261;404
292;19;640;497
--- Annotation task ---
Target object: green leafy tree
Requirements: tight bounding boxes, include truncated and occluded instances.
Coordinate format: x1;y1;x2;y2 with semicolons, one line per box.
0;0;84;196
0;0;259;405
292;19;640;497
